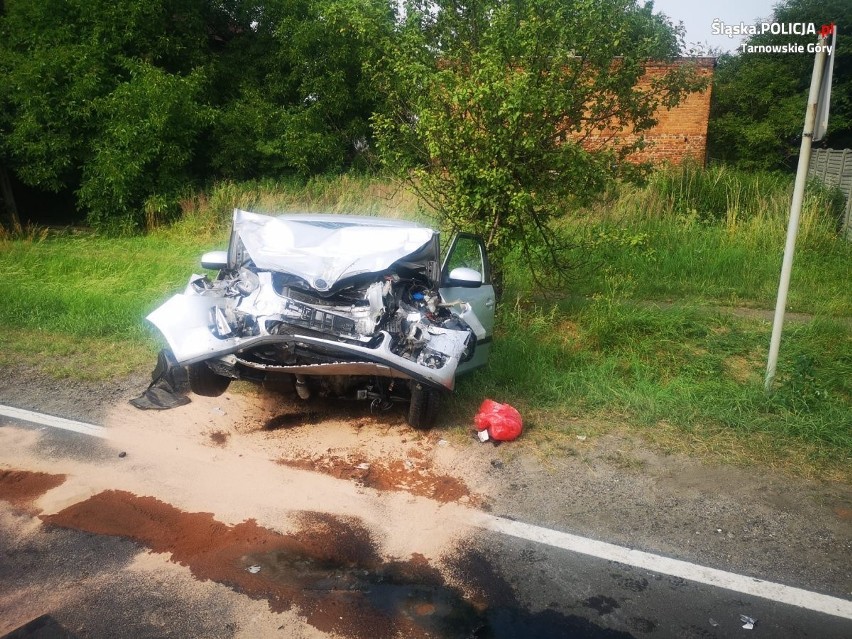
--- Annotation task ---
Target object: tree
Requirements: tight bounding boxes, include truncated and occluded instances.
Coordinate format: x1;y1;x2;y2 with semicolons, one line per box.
78;63;211;231
373;0;705;286
0;0;212;228
0;0;21;232
0;0;393;230
708;0;852;170
210;0;394;179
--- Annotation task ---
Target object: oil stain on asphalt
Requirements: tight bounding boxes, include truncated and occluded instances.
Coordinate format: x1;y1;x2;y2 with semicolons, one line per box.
39;490;632;638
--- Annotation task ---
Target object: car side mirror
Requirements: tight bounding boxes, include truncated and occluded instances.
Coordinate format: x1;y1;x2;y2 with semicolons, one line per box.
200;250;228;270
446;266;482;287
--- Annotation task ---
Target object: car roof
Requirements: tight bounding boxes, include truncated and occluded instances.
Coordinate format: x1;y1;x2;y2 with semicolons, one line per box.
275;213;431;230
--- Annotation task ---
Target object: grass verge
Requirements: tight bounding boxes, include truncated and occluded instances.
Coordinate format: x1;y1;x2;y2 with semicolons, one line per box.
2;168;850;480
450;299;851;481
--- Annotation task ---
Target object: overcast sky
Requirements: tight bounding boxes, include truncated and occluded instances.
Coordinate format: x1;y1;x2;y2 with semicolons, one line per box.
649;0;778;53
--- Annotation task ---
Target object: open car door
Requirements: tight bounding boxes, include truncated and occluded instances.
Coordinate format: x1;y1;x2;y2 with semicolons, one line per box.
439;233;496;375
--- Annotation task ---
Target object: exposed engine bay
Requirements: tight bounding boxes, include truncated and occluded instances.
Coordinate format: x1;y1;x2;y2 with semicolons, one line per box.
180;266;479;386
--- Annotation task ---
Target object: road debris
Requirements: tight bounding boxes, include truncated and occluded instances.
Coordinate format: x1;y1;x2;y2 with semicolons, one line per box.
355;463;370;470
247;565;261;574
576;435;587;441
118;452;127;458
474;399;523;442
739;614;757;630
129;348;191;410
709;618;719;627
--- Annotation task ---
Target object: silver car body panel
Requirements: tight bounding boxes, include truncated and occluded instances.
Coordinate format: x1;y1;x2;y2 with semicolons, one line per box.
147;211;490;391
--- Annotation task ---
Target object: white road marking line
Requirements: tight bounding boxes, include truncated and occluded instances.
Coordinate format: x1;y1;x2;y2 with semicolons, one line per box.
0;404;108;439
482;515;852;620
3;403;849;620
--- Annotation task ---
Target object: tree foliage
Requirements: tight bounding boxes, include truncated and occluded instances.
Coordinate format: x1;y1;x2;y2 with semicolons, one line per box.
209;0;393;179
0;0;208;192
708;0;852;169
78;63;211;231
373;0;704;284
0;0;704;241
0;0;392;229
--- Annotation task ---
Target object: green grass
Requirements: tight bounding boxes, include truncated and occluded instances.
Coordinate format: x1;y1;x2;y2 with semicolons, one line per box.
451;298;851;478
486;164;851;477
2;167;850;479
168;174;424;236
0;234;209;378
505;164;852;316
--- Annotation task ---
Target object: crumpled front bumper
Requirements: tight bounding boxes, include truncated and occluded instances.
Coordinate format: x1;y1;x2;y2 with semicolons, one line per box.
147;290;469;391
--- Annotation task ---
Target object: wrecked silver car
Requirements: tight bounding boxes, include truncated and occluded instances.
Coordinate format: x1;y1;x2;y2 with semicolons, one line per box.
147;210;495;427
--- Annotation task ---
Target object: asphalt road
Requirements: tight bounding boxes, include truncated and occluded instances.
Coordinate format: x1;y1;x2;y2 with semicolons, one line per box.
1;407;851;639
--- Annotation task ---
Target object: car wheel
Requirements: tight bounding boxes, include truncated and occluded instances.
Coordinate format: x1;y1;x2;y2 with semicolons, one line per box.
187;362;231;397
407;383;439;429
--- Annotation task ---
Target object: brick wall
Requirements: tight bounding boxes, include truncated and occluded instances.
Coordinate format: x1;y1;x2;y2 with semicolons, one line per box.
579;58;715;166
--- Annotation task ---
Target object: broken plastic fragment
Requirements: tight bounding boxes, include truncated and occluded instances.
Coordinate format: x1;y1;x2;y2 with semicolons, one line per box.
247;565;261;574
739;615;756;630
709;618;719;628
356;463;370;470
576;435;587;441
477;429;490;443
437;439;449;447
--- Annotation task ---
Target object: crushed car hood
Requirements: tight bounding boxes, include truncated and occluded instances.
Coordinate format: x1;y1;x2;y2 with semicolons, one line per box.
232;210;437;291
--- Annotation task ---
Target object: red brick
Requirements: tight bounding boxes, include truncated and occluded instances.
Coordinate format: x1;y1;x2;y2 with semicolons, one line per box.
571;58;715;166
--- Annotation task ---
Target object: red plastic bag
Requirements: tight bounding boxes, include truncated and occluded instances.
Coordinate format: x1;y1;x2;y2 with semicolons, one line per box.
474;399;523;441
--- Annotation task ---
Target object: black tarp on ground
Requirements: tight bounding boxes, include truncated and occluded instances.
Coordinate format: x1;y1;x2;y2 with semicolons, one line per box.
130;349;191;410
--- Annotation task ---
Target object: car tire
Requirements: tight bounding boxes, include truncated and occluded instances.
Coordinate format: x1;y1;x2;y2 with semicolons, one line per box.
407;383;439;429
187;362;231;397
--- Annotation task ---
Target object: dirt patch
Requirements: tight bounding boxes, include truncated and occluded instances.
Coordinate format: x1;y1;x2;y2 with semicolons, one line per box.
834;507;852;521
3;370;851;612
722;355;758;383
278;454;476;504
41;490;484;639
208;431;230;446
0;470;65;513
264;412;322;430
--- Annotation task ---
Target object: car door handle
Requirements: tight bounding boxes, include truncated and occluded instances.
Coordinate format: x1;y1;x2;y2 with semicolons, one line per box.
485;299;495;308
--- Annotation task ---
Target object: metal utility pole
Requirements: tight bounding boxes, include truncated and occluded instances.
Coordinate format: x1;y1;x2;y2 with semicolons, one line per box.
765;33;831;391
